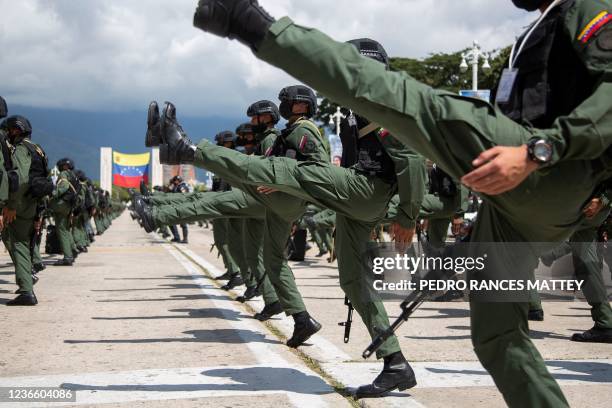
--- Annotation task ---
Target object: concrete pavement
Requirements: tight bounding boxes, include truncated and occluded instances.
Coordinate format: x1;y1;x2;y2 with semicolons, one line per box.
1;212;611;407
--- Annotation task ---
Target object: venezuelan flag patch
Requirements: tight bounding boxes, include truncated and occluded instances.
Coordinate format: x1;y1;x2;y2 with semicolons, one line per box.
578;11;612;43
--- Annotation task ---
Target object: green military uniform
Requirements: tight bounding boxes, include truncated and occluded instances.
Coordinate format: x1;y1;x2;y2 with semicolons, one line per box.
420;169;469;249
50;170;78;260
300;204;332;255
537;206;612;330
160;123;324;315
239;3;611;405
153;188;279;305
190;124;427;358
72;179;89;249
4;139;42;293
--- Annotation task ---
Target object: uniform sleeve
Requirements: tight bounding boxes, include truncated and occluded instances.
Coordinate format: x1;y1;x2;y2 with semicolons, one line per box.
381;133;427;228
0;156;8;207
6;145;31;209
288;121;328;163
541;0;612;163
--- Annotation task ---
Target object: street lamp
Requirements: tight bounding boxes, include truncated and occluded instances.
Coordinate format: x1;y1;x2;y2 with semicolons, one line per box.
460;40;490;91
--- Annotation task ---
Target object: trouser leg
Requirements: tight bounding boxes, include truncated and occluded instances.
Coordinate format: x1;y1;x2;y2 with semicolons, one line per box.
336;214;401;359
212;219;239;275
56;213;74;259
8;218;34;292
427;217;451;249
263;210;306;315
471;301;568;407
570;227;612;329
228;218;253;286
244;218;278;305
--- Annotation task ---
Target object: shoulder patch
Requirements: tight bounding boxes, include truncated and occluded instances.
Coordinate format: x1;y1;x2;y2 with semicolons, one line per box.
577;11;612;43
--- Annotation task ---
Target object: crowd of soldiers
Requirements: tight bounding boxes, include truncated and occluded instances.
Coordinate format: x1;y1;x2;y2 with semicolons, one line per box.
0;96;123;307
111;0;612;406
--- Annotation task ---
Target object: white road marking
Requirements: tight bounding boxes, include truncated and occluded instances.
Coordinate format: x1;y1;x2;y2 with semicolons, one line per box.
322;359;612;389
180;247;352;363
0;364;330;408
165;245;330;408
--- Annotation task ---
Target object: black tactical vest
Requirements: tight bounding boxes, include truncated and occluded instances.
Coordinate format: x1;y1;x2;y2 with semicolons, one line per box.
494;0;596;128
339;112;396;183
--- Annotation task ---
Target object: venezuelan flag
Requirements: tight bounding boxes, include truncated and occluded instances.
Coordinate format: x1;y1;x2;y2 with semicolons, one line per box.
112;151;150;188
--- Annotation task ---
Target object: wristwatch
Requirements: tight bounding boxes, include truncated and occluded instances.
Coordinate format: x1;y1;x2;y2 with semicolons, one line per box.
527;138;553;165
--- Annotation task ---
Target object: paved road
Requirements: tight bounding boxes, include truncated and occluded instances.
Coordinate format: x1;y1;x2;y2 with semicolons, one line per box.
1;213;611;407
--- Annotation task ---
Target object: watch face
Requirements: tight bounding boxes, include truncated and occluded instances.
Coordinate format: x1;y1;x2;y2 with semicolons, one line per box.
533;141;552;162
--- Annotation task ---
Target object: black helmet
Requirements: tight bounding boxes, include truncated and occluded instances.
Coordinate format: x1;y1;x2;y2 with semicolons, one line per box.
75;169;87;182
278;85;317;120
235;122;254;137
511;0;547;11
0;96;7;119
215;130;237;145
247;100;280;124
57;157;75;170
347;38;389;69
2;115;32;137
170;175;183;183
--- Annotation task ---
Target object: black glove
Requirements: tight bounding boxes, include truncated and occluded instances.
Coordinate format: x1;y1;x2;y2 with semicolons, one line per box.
193;0;275;51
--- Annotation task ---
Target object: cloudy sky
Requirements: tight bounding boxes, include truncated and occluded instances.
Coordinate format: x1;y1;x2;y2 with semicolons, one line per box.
0;0;535;117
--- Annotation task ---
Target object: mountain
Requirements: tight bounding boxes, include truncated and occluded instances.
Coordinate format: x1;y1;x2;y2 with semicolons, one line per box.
10;104;243;181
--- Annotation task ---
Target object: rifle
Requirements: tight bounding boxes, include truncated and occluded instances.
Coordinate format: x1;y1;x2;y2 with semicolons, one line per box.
362;243;454;359
338;296;354;343
30;204;46;263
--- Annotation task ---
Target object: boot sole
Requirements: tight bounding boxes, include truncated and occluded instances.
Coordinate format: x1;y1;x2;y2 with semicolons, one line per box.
354;378;417;399
287;323;322;348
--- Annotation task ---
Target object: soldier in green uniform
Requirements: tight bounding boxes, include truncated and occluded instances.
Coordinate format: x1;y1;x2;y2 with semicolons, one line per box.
0;97;10;239
146;89;325;347
138;103;282;313
146;38;427;396
50;158;79;266
187;0;611;405
421;165;469;249
2;115;53;305
72;170;90;252
537;198;612;342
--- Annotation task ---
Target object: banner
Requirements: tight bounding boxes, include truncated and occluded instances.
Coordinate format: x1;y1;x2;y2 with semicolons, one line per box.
112;151;150;188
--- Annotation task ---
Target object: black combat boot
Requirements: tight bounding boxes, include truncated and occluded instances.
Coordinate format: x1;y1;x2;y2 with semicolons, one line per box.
133;197;157;233
571;326;612;343
33;263;46;273
6;292;38;306
153;102;196;165
286;311;321;348
54;257;74;266
237;285;261;303
254;301;283;321
354;351;417;399
221;274;244;290
215;270;233;280
145;101;162;147
193;0;275;51
528;309;544;321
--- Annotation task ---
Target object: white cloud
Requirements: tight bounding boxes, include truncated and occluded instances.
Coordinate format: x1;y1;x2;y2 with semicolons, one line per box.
0;0;534;117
